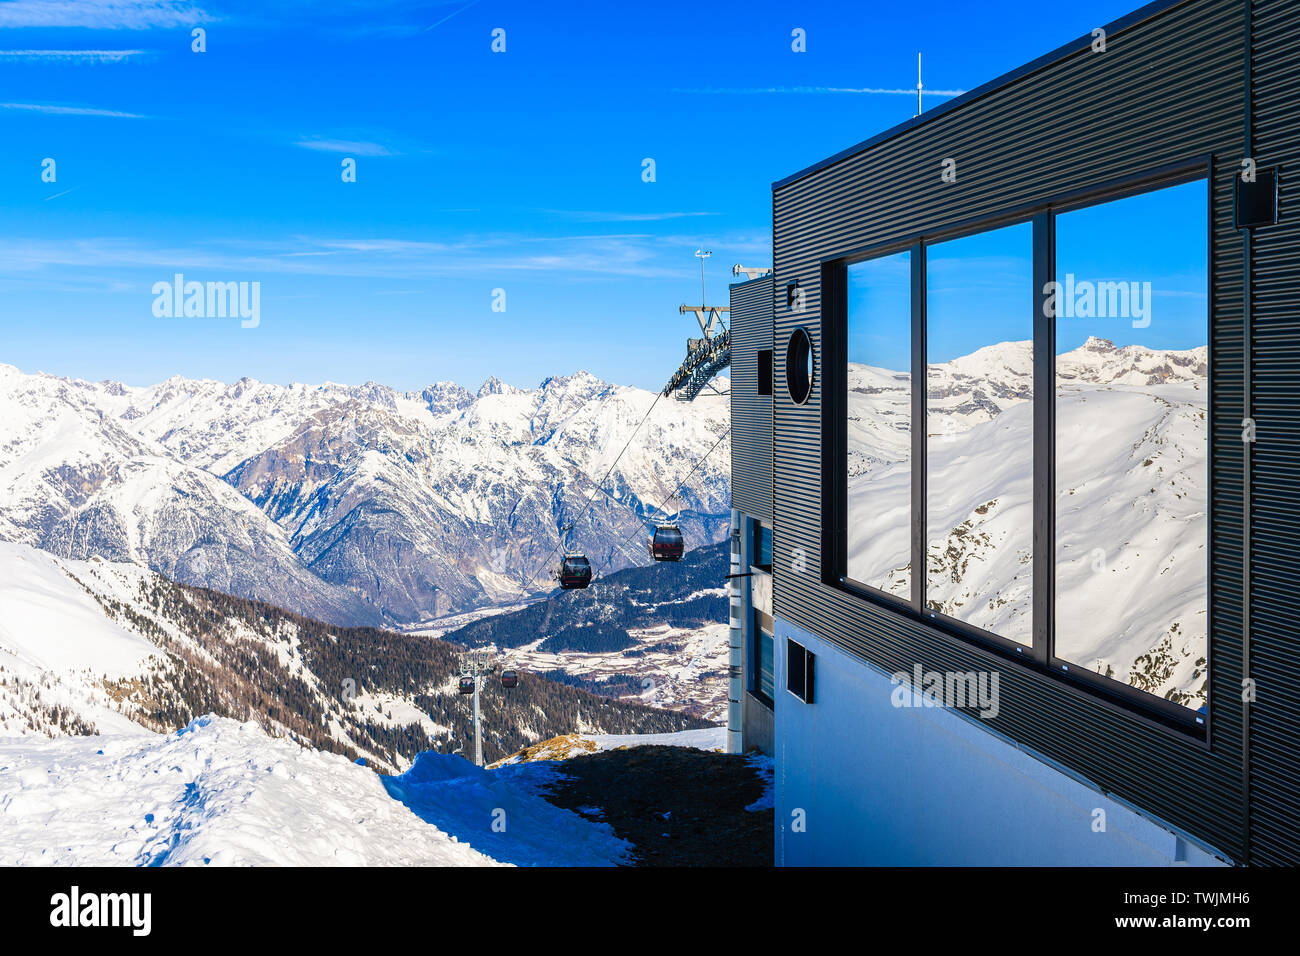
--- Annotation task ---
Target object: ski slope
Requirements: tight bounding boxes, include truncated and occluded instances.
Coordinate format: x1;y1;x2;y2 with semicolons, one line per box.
0;543;161;737
0;543;157;678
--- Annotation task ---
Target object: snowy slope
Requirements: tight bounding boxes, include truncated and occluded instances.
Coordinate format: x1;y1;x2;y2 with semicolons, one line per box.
0;543;161;737
0;543;156;678
0;716;500;866
0;717;730;866
1054;379;1208;703
0;539;410;750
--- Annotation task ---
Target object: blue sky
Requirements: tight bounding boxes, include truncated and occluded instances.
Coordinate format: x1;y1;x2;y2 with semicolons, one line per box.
848;181;1209;370
927;221;1032;365
847;250;911;371
1;0;1186;392
1053;180;1208;354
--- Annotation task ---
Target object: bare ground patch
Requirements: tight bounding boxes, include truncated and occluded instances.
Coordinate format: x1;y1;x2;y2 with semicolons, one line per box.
538;745;773;867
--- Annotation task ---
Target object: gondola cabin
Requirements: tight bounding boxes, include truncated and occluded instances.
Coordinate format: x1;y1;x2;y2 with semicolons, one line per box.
458;676;475;695
558;554;593;590
649;524;684;562
501;670;519;689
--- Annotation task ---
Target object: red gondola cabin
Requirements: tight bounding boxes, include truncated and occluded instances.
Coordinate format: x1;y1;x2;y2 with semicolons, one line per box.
558;554;593;589
649;524;685;562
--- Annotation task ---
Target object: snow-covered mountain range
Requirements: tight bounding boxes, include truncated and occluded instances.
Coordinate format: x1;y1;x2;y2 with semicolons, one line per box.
0;363;730;627
847;336;1208;709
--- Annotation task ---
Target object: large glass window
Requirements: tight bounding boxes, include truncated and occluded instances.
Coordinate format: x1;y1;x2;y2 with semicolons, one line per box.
835;175;1210;723
845;250;912;597
926;223;1034;645
1054;181;1209;712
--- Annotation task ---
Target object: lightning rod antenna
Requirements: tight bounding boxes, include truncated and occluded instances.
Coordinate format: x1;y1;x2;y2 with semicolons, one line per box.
916;52;923;117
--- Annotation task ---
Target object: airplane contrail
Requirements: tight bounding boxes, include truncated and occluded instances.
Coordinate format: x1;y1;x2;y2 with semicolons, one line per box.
425;0;481;32
675;86;967;97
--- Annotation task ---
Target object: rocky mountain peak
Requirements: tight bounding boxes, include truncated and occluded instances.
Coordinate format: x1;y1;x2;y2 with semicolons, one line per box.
477;376;520;398
420;381;476;416
1081;336;1118;351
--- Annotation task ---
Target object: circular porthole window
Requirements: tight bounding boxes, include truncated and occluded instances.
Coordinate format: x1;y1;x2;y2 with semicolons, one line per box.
785;326;815;405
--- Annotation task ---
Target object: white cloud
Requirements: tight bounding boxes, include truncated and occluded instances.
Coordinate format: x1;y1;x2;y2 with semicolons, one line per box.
0;49;147;61
0;1;206;29
0;101;144;117
543;210;719;223
295;138;397;157
0;229;770;283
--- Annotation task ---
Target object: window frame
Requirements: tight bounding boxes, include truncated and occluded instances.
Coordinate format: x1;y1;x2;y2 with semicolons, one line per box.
750;608;775;707
749;517;773;573
757;348;774;396
787;638;815;704
821;160;1214;737
837;245;918;610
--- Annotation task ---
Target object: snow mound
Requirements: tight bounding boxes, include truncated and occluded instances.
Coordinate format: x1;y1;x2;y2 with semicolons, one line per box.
0;715;499;866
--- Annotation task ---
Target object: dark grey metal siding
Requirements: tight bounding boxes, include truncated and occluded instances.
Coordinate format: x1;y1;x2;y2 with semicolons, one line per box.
1246;0;1300;867
730;276;774;523
771;0;1250;859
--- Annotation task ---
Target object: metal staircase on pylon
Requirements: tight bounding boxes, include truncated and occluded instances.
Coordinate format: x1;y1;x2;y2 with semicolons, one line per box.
662;256;772;403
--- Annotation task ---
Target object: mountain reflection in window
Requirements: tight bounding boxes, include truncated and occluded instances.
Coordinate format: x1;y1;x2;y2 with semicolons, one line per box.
845;250;912;596
925;222;1034;645
1054;181;1209;712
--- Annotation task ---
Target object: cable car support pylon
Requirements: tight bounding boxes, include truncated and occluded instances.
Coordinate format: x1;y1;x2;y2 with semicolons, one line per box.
662;249;734;403
457;651;522;768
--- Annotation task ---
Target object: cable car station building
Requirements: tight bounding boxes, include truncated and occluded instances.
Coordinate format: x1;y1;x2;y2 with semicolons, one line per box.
729;0;1298;865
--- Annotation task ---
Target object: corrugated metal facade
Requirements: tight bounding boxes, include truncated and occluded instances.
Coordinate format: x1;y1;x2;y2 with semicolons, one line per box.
769;0;1263;860
730;275;774;523
1246;0;1300;866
